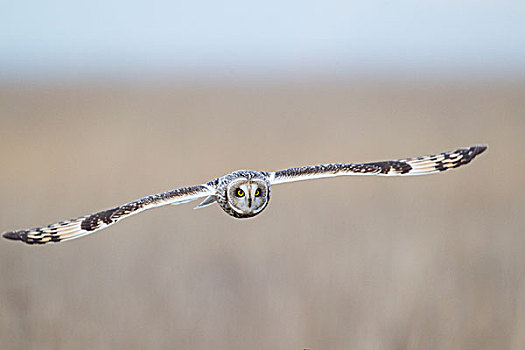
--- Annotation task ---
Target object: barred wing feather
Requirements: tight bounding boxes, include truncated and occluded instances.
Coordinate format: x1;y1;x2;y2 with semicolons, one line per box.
2;185;214;245
270;145;487;185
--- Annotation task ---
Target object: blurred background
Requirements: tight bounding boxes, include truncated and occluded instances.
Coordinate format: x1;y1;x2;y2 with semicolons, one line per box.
1;1;524;349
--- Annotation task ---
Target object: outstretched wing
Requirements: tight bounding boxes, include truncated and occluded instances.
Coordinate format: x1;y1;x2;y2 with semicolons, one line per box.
270;145;487;185
2;184;215;245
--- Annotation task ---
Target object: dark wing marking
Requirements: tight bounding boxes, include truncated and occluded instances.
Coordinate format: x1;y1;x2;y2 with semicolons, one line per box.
2;184;215;245
270;145;487;185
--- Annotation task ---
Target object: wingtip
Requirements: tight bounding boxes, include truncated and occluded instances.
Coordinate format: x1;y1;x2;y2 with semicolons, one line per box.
471;144;488;156
2;231;22;241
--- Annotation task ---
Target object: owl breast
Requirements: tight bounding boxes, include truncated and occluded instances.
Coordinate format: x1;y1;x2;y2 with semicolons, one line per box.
215;170;271;218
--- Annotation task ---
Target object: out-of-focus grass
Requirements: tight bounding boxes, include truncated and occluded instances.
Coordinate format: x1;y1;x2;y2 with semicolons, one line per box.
0;80;523;349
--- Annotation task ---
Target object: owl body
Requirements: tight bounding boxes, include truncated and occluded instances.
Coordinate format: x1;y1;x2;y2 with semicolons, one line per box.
2;145;487;244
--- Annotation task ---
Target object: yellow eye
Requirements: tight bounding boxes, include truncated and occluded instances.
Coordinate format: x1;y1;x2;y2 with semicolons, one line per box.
236;189;245;197
255;189;261;197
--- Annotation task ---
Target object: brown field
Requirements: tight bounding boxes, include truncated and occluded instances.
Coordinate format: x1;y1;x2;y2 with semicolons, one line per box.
0;79;524;349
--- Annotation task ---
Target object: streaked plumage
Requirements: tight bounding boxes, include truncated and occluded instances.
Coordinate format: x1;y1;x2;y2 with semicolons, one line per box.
2;145;487;245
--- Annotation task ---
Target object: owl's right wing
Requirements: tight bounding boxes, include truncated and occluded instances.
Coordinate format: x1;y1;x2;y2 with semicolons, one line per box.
269;145;487;185
2;184;216;245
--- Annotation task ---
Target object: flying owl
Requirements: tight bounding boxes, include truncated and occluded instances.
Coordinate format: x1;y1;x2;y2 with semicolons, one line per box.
2;145;487;245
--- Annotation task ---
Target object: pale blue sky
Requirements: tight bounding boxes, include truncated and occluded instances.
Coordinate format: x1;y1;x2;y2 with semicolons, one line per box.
1;0;524;80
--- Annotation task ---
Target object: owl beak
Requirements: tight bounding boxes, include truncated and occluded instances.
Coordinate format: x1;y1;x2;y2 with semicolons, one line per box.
247;197;252;208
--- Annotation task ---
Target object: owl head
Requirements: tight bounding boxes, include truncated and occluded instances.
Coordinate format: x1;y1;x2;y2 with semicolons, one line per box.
216;170;270;218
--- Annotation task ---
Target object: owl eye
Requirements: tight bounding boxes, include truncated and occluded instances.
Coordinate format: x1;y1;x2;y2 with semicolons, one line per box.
254;189;261;197
236;189;245;197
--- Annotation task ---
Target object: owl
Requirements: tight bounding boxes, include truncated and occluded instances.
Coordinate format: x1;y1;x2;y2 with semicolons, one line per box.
2;145;487;245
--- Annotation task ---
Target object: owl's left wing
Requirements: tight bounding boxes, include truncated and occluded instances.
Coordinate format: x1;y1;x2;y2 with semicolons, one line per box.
269;145;487;185
2;184;215;245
